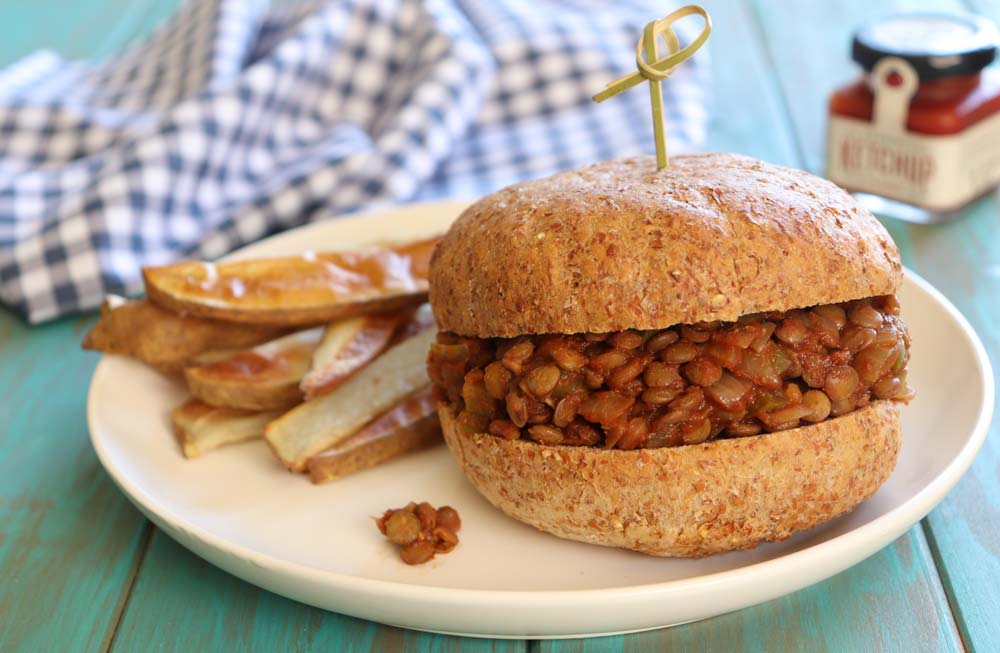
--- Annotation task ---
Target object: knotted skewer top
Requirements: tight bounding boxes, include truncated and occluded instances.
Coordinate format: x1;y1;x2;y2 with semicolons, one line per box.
593;5;712;170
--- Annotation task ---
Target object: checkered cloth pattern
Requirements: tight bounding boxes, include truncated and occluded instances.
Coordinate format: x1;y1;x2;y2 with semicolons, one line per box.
0;0;709;323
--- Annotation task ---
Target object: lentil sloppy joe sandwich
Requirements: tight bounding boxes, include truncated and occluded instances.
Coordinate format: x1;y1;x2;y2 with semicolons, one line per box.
427;152;912;557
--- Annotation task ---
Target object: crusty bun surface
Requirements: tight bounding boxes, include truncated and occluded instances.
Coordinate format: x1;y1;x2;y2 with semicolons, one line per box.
430;153;903;338
440;400;901;557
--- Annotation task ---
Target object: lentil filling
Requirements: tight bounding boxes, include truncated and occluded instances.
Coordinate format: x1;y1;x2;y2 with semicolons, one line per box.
427;295;912;449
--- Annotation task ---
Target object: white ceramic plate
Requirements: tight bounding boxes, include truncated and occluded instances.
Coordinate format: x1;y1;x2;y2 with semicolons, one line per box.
88;201;993;639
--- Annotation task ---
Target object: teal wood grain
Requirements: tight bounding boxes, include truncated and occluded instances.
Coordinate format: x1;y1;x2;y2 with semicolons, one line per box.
700;0;799;167
906;193;1000;647
924;3;1000;646
750;0;999;648
111;531;525;653
0;311;149;652
533;530;960;653
0;0;185;68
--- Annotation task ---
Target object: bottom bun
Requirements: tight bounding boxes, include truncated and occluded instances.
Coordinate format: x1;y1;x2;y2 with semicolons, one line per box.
440;401;901;557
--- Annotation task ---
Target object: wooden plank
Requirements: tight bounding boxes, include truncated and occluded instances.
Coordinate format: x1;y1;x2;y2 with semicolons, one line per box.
111;530;526;653
895;0;1000;630
0;0;184;67
0;312;150;652
0;4;187;649
748;0;999;649
909;186;1000;650
929;0;1000;638
700;0;799;166
532;529;961;653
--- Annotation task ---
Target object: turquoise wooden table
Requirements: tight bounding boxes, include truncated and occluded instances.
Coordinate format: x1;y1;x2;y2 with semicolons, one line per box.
1;1;997;651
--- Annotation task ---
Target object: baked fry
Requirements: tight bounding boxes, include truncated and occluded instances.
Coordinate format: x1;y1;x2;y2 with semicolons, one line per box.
184;327;323;411
264;326;435;471
142;238;438;325
307;386;439;483
172;399;281;458
82;295;288;372
300;313;404;400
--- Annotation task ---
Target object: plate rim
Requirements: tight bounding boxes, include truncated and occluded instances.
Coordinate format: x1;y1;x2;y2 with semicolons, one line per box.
87;201;995;608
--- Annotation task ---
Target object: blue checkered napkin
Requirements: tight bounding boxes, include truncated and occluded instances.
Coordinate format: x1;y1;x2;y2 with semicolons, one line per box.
0;0;709;324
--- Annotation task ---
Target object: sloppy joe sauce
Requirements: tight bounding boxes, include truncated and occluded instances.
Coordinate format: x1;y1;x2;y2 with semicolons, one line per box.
427;296;912;450
375;502;462;565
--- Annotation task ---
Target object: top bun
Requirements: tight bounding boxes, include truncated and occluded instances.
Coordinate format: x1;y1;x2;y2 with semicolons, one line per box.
430;153;902;338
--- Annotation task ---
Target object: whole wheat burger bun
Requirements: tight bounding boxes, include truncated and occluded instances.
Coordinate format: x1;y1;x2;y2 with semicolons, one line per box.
430;153;902;338
441;401;900;556
429;153;904;557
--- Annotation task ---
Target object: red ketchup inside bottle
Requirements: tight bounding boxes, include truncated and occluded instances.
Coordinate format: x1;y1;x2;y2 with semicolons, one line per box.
831;71;1000;136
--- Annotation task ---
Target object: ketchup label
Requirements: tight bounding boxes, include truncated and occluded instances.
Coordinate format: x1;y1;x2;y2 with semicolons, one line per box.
827;112;1000;211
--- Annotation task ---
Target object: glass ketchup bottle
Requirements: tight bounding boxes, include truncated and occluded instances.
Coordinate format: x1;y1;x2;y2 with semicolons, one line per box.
827;13;1000;222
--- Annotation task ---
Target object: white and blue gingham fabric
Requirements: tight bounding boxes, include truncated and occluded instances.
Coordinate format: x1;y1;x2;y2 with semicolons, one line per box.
0;0;709;323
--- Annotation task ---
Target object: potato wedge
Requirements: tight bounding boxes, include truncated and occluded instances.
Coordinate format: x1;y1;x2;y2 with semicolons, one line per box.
265;326;436;471
307;386;439;483
183;327;323;411
82;295;289;372
143;238;438;326
172;399;281;458
300;313;405;400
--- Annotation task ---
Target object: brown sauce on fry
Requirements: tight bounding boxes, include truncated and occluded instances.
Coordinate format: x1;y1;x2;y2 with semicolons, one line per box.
199;344;313;382
353;388;437;441
306;314;402;398
177;239;437;303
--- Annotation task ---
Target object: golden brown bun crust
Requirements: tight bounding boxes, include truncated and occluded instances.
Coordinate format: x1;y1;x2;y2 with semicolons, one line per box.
440;400;901;557
430;153;903;337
